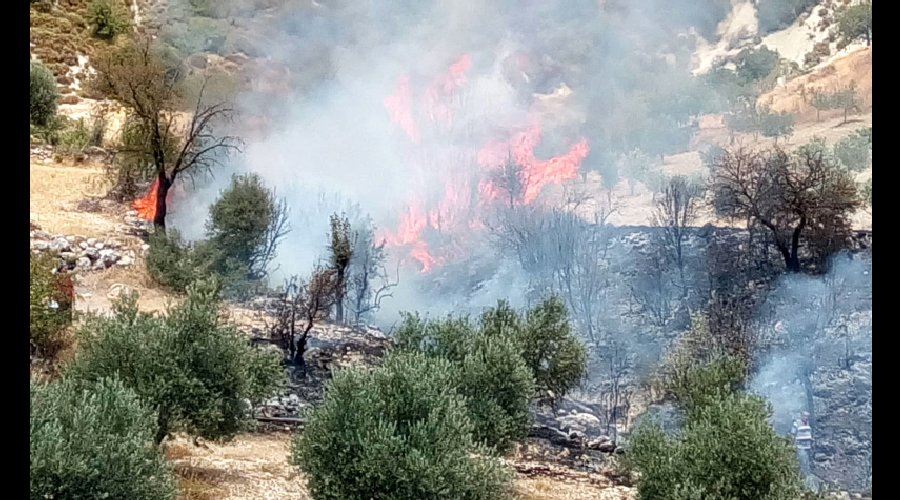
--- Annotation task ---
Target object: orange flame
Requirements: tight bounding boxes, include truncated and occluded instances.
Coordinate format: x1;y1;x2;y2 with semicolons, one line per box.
133;179;159;220
133;179;178;221
382;53;589;273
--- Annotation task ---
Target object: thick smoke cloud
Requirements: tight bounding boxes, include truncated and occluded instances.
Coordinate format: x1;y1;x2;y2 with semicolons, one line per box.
166;0;741;326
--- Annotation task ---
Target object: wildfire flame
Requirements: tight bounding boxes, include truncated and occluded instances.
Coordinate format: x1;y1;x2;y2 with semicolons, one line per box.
133;179;177;221
133;179;160;220
382;53;589;273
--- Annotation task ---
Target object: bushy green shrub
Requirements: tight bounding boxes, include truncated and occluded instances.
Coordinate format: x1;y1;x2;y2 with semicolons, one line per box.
87;0;130;40
482;297;587;401
834;130;871;171
836;2;872;46
701;144;726;171
626;391;801;500
146;229;204;293
30;376;176;500
30;61;58;127
66;280;284;444
394;312;535;452
626;357;800;500
292;351;511;500
759;108;794;143
205;173;287;298
665;355;747;415
30;252;73;359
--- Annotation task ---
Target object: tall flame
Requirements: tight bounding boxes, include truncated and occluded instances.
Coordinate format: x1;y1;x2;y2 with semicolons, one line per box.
133;179;159;220
382;53;589;273
133;179;177;221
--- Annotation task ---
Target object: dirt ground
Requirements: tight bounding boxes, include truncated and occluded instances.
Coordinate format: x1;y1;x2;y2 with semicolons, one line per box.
165;433;633;500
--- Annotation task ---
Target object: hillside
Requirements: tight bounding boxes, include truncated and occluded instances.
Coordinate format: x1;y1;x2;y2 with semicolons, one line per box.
30;1;872;499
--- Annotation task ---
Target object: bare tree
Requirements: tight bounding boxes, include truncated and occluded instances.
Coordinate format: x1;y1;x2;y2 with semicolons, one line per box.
252;196;291;280
651;176;701;294
711;147;859;272
345;224;398;325
90;34;241;229
268;267;339;378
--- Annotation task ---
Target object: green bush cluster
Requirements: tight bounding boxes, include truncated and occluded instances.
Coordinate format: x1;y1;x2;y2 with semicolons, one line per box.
66;280;284;444
30;61;58;127
394;312;535;452
292;351;511;500
30;376;177;500
625;357;802;500
30;252;72;359
145;174;284;299
87;0;130;40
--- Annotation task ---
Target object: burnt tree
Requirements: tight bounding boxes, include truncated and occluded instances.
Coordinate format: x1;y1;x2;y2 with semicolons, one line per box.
651;176;701;294
711;147;859;272
269;268;339;377
90;35;240;229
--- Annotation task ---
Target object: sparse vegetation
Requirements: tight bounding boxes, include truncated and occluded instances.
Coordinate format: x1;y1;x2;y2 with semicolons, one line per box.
292;350;511;500
66;281;284;445
30;376;177;500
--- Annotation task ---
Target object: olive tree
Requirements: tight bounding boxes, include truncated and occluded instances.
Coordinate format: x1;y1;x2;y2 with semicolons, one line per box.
67;280;284;444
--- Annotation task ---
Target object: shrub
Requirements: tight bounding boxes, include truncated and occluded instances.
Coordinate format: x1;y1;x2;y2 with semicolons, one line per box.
734;46;780;84
625;390;801;500
665;355;747;416
87;0;130;40
30;376;176;500
759;108;794;143
836;2;872;46
834;130;871;171
30;252;73;359
145;229;204;293
30;61;58;127
394;312;535;452
66;280;284;444
292;351;511;500
701;144;726;171
491;297;588;401
206;173;289;291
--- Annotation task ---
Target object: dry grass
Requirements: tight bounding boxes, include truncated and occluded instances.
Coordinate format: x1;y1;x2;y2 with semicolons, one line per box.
74;256;176;314
162;432;634;500
30;161;117;236
513;478;633;500
758;46;873;122
165;433;310;500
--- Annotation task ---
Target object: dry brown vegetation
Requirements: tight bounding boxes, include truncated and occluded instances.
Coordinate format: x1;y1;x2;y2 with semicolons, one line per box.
758;46;872;122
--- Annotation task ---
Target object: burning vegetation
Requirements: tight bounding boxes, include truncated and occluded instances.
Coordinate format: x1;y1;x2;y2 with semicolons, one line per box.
382;53;589;272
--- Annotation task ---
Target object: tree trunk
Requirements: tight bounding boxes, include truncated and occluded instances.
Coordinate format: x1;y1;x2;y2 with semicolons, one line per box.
154;406;170;445
335;268;345;323
152;173;171;229
788;216;807;273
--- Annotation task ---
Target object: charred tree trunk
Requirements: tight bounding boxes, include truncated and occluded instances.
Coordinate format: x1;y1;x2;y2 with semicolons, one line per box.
788;217;807;273
152;173;171;229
